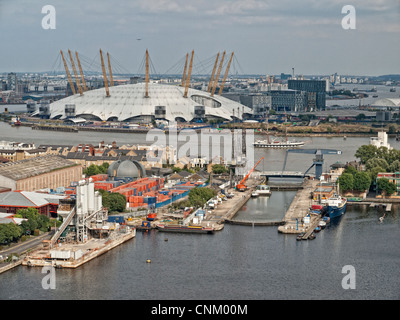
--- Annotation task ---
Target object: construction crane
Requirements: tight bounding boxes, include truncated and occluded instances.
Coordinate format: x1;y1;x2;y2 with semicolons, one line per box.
207;52;220;92
183;50;194;98
107;52;114;87
68;49;83;96
75;51;88;91
60;50;76;95
181;53;189;87
236;157;264;192
145;49;149;98
218;51;234;95
210;51;225;97
281;149;342;180
99;49;110;97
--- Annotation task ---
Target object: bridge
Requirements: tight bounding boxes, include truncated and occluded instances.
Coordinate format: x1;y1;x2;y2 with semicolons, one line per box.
260;171;310;178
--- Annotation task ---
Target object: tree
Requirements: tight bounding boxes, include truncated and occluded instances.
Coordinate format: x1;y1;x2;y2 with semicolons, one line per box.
212;164;228;174
188;187;217;208
377;178;396;196
84;164;101;176
0;223;22;244
353;171;371;191
343;165;358;177
388;160;400;172
365;157;389;171
101;192;126;213
338;173;354;192
355;145;378;164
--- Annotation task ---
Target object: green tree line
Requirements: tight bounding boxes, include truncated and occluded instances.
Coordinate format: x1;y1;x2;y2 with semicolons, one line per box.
0;208;57;245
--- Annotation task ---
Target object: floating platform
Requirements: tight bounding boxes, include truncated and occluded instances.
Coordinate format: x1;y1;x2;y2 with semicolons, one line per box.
22;228;135;268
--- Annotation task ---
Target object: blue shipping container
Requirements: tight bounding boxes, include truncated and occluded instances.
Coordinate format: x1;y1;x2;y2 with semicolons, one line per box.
107;216;125;223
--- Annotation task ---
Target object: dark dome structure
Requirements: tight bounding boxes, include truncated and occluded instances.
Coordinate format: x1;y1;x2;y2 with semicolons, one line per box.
107;159;146;179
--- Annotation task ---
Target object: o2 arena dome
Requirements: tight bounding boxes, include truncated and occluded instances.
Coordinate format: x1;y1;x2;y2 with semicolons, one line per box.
45;82;253;123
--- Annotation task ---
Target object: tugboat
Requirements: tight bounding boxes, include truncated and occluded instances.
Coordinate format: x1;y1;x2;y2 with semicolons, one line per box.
11;116;21;127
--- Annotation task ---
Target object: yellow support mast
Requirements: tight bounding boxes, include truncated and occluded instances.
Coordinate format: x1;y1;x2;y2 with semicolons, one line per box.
207;52;220;92
210;51;225;96
107;52;114;87
75;51;88;91
181;53;189;87
183;50;194;98
99;49;110;97
145;49;149;98
60;50;76;95
218;52;234;95
68;49;83;96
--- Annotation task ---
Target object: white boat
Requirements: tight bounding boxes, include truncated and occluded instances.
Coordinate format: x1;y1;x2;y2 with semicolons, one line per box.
254;113;304;149
254;139;305;148
254;185;271;196
251;191;259;198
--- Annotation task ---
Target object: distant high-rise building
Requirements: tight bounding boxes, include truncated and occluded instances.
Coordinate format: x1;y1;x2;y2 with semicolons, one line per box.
268;90;307;113
288;79;326;111
7;72;17;91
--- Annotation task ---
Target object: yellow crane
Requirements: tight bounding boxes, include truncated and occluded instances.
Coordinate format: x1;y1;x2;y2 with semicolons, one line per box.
210;50;225;97
145;49;149;98
99;49;110;97
218;52;234;95
60;50;76;95
68;49;83;96
75;51;88;91
107;52;114;87
207;52;220;92
183;50;194;98
181;53;189;87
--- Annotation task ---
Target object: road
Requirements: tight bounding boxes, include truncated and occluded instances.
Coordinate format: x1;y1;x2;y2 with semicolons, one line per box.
0;231;54;257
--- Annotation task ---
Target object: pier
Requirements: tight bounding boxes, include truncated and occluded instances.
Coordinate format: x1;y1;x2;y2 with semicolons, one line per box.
32;124;78;132
278;179;320;234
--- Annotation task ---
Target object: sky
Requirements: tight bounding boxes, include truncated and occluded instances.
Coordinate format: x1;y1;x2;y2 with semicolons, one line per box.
0;0;399;76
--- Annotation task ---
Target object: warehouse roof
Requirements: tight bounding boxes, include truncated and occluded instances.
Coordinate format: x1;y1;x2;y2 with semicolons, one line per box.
0;191;66;207
0;155;78;181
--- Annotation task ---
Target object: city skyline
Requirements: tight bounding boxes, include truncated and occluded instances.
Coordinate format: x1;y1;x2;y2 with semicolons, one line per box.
0;0;399;76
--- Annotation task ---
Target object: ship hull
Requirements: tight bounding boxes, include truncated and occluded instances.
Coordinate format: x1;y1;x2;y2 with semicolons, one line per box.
328;202;347;219
254;141;305;148
156;225;214;234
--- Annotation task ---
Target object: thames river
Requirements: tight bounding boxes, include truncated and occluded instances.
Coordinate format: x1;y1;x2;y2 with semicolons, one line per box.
0;124;399;300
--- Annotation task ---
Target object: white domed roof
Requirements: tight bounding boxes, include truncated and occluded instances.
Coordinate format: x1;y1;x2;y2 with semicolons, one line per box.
48;83;252;122
372;98;400;107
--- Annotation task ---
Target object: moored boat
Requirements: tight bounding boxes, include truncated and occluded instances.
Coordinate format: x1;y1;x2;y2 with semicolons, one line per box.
326;195;347;219
253;139;305;148
156;224;214;234
255;184;271;196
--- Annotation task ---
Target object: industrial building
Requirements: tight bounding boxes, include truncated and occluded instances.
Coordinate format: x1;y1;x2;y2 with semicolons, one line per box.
0;191;65;217
288;79;326;111
0;155;82;191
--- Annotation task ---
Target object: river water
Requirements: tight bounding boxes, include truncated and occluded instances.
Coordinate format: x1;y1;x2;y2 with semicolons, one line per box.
0;124;399;300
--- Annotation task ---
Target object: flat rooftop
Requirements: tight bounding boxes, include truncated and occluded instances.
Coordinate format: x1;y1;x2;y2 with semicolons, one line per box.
0;155;78;181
